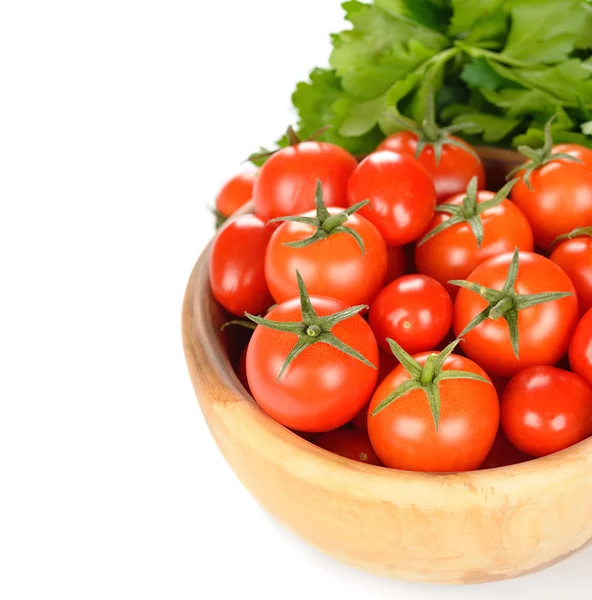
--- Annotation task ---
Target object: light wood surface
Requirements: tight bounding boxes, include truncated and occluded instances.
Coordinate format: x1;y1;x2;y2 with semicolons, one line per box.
182;148;592;584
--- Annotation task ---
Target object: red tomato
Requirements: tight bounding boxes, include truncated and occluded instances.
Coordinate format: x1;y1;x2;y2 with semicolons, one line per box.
415;189;534;297
253;142;357;221
347;151;436;246
368;275;452;354
479;429;530;470
236;347;250;394
501;366;592;457
453;251;579;377
385;245;406;283
246;297;378;432
569;308;592;388
378;130;485;203
265;208;387;307
209;214;273;316
368;352;499;472
550;233;592;316
554;143;592;170
351;350;399;430
314;429;382;466
215;169;257;219
510;149;592;249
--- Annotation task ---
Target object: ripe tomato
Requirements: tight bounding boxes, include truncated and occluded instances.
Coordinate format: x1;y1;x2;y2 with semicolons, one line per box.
550;229;592;316
479;429;530;470
265;208;387;307
510;147;592;249
209;214;273;316
415;186;534;297
368;350;499;472
215;169;257;223
368;275;452;354
501;366;592;457
378;130;485;203
569;308;592;388
347;151;436;246
314;429;382;466
253;142;357;221
246;296;378;432
554;143;592;170
453;251;578;377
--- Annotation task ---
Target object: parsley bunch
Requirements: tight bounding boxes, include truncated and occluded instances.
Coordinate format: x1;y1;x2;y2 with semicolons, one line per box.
271;0;592;156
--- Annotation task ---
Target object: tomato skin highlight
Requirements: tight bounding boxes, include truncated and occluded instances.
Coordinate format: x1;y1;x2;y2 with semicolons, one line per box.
314;429;382;466
510;150;592;249
347;151;436;246
216;169;257;218
209;214;274;316
501;366;592;457
479;429;530;470
253;142;357;222
550;236;592;316
569;308;592;389
368;353;499;472
415;190;534;297
453;251;579;377
265;208;387;307
246;297;379;433
368;275;452;355
378;131;485;203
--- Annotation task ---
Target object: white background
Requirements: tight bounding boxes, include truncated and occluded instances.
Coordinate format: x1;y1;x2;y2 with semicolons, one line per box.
0;1;590;598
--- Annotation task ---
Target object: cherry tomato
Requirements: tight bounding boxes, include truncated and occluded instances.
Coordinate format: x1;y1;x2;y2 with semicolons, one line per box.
415;189;534;297
351;350;398;430
550;233;592;316
314;429;382;466
554;143;592;170
253;142;357;221
368;275;452;354
265;208;387;307
347;151;436;246
569;308;592;388
510;149;592;249
368;352;499;472
453;251;579;377
215;169;257;220
501;366;592;457
479;429;530;470
378;130;485;203
209;214;273;316
246;297;378;432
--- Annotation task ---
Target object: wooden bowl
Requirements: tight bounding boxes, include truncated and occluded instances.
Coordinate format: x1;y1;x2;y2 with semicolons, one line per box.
182;147;592;584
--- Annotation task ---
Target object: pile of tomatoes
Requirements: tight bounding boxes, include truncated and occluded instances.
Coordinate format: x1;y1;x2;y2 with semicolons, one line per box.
209;120;592;473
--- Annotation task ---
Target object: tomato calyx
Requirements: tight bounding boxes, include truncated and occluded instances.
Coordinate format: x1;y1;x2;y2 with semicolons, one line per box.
551;226;592;247
388;91;477;165
418;176;518;248
507;115;584;191
371;338;489;430
268;180;370;254
450;248;573;358
248;125;333;163
245;270;377;380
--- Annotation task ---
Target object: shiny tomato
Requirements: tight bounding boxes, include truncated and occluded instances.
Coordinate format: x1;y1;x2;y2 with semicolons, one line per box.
378;130;485;203
368;352;499;472
253;142;357;221
510;147;592;249
246;296;378;432
479;429;530;470
453;251;579;377
347;151;436;246
415;188;534;297
265;208;387;307
501;366;592;457
550;231;592;316
215;169;257;220
368;275;452;354
569;308;592;388
314;429;382;466
209;214;273;316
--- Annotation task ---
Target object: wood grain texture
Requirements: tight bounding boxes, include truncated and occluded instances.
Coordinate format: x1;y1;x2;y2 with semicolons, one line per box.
182;147;592;584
